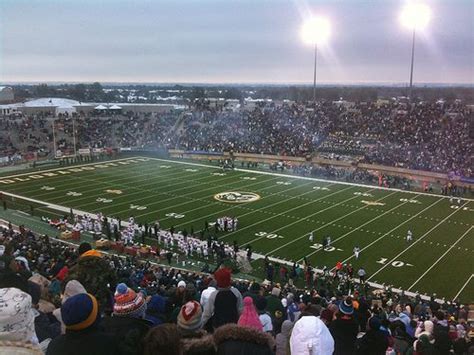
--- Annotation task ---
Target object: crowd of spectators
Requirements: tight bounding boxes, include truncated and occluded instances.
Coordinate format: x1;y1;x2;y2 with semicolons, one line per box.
0;100;472;177
0;222;472;354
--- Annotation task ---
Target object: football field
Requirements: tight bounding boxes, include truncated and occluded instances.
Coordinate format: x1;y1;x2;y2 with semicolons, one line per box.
0;156;473;302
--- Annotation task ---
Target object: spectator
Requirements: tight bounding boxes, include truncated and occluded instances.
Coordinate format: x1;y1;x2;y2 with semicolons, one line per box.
289;312;334;355
213;323;275;355
144;294;168;326
201;268;243;330
238;296;263;331
200;278;217;309
177;300;215;355
52;280;87;334
329;297;359;355
256;297;273;333
46;293;118;355
101;283;151;355
355;316;389;355
143;324;181;355
432;311;452;354
275;320;293;355
0;287;42;354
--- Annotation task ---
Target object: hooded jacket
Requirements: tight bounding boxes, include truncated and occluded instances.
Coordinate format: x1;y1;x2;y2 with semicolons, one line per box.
290;316;334;355
213;323;274;355
275;320;293;355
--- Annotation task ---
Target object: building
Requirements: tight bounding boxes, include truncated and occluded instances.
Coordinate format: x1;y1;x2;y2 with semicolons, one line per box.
0;87;14;103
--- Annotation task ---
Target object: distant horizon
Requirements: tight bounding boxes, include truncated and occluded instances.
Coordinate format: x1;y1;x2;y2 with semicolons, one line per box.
3;81;474;88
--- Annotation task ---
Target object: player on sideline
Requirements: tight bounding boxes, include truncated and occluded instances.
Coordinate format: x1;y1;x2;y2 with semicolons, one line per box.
353;246;360;259
406;230;413;243
308;231;314;242
326;236;332;248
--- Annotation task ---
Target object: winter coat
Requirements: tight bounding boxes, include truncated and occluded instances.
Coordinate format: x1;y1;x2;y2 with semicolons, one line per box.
432;322;452;355
101;316;152;355
202;287;243;330
266;295;284;319
213;323;275;355
180;329;216;355
329;315;359;355
290;316;334;355
355;329;389;355
275;320;292;355
45;326;119;355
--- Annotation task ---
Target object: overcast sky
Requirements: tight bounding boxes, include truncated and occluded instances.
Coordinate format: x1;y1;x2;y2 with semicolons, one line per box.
0;0;472;84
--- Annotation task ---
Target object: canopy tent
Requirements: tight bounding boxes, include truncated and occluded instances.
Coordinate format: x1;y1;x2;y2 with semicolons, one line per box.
94;104;107;110
109;104;122;110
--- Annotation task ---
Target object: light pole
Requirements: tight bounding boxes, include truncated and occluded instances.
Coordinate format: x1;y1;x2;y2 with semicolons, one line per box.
399;2;431;99
72;117;77;157
301;16;330;104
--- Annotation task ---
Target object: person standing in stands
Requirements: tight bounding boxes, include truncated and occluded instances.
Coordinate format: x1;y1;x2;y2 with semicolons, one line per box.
329;297;359;355
201;268;243;330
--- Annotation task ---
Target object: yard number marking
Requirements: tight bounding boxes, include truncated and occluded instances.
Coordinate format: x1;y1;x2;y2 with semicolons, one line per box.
96;197;113;203
255;231;284;239
376;257;413;268
400;198;421;204
354;192;373;197
40;186;55;191
130;204;147;210
165;212;185;219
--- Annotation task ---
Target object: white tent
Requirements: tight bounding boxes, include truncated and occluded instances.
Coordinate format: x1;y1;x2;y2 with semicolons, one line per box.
109;104;122;110
94;104;107;110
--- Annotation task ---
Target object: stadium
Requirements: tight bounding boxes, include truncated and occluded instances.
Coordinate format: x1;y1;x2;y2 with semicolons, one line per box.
0;1;473;355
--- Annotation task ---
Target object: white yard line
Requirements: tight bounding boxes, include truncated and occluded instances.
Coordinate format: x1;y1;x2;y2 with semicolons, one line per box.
77;170;251;211
144;157;474;202
266;190;396;256
217;185;356;242
15;163;197;198
407;225;474;291
453;274;474;300
70;168;247;209
333;197;445;268
129;174;280;219
0;157;148;180
301;193;422;262
165;180;326;228
24;164;200;201
155;177;296;222
133;175;281;220
367;201;471;281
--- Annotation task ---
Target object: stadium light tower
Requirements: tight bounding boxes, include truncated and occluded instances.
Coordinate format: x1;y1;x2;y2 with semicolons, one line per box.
300;16;331;104
399;2;431;99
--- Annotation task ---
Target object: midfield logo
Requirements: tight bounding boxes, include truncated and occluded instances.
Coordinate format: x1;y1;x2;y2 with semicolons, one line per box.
214;191;261;204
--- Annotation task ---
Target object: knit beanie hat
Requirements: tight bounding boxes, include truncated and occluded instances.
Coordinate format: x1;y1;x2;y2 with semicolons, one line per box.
339;298;354;315
238;296;263;331
61;293;99;331
113;283;147;318
177;280;186;288
0;287;37;343
177;301;202;331
214;268;231;288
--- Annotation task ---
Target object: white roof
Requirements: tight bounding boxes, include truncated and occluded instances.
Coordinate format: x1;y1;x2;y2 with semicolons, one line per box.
94;104;108;110
24;98;79;108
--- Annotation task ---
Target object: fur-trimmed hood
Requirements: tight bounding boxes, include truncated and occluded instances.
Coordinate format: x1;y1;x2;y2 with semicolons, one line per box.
213;323;275;349
180;330;215;354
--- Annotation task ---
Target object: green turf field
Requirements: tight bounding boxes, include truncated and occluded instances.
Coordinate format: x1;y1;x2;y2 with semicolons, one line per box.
0;156;473;302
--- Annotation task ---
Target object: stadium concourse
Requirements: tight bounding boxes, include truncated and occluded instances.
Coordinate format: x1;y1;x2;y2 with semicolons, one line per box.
0;99;473;355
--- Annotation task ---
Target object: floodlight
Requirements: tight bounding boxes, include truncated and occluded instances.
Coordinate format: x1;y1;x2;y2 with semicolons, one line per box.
400;2;431;30
301;16;331;45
